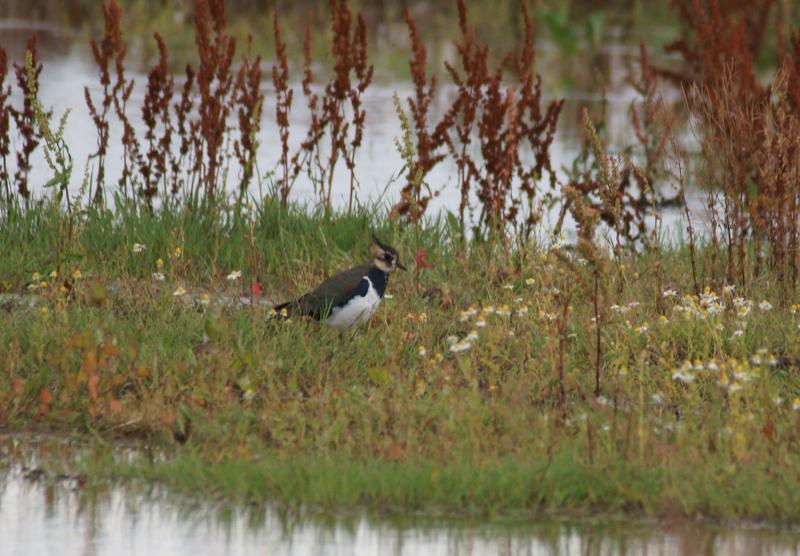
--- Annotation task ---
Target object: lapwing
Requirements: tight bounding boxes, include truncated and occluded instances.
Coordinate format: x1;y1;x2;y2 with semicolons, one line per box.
273;235;406;329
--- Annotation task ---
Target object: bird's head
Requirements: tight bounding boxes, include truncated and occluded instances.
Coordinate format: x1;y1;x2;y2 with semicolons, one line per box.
371;234;406;273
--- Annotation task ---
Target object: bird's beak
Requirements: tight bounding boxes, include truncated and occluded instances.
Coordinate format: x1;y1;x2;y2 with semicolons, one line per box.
397;261;408;271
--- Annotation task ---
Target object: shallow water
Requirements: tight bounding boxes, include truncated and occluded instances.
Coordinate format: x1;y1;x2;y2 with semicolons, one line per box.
1;465;800;556
0;19;692;217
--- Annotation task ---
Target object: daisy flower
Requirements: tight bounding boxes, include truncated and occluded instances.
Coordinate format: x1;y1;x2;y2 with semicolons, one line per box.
450;340;472;353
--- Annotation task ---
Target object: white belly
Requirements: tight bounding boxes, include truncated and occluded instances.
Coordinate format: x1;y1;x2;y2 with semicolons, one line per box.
325;278;382;329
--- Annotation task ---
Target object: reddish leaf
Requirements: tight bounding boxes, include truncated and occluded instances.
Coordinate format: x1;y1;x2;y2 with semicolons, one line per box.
39;388;53;414
83;351;97;375
762;419;775;443
88;373;100;401
39;388;53;405
415;248;432;269
12;378;24;394
250;281;262;298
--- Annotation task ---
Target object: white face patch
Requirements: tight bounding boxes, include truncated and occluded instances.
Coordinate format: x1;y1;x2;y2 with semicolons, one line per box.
325;276;382;329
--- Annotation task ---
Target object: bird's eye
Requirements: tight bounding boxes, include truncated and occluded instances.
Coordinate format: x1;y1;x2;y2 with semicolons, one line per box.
383;254;393;262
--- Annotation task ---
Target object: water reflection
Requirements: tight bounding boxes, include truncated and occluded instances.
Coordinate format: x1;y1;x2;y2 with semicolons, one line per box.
2;466;799;556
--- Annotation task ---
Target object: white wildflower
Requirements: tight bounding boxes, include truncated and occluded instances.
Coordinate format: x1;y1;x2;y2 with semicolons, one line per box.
672;369;696;384
450;340;472;353
767;354;778;366
736;305;751;318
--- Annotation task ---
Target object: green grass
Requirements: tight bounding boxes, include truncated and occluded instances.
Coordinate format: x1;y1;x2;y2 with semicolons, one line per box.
78;450;799;520
3;199;800;522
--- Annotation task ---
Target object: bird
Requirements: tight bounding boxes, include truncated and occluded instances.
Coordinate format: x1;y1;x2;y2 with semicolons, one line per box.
272;235;406;329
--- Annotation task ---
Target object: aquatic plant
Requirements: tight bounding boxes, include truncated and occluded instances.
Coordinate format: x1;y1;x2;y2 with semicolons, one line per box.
390;7;451;225
11;37;47;202
192;0;236;201
271;13;293;207
140;33;174;203
0;46;11;206
84;0;124;203
232;37;263;199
